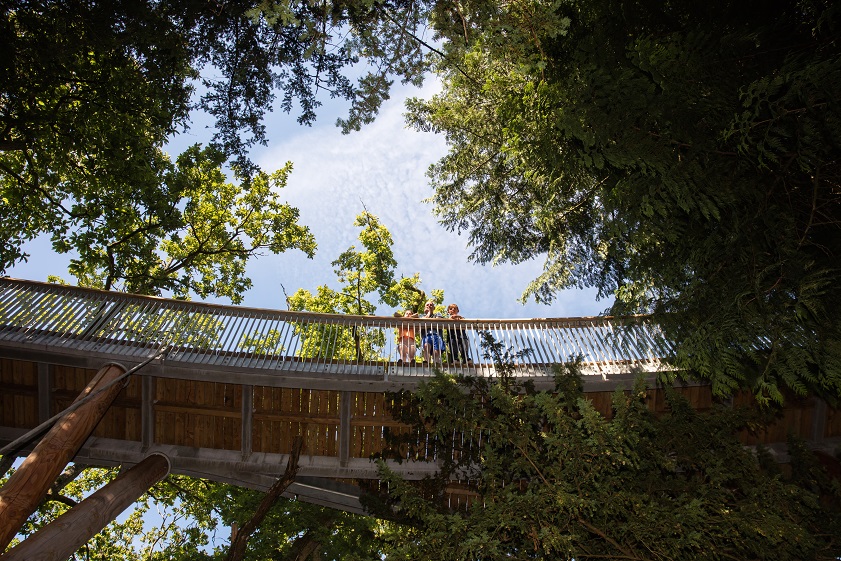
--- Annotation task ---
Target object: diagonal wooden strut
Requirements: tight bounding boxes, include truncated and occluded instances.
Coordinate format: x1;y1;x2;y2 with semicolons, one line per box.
0;363;127;551
0;453;170;561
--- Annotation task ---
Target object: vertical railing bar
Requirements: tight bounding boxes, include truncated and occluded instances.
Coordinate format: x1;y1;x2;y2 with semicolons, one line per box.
254;313;277;370
6;289;51;333
225;313;250;368
239;311;265;368
565;324;585;363
636;321;668;369
199;307;228;364
513;322;533;368
198;305;226;362
530;321;551;368
620;321;648;367
357;316;367;371
243;313;266;368
59;293;102;346
288;314;305;370
33;291;74;339
584;322;612;368
0;285;23;327
108;298;140;346
34;291;73;334
548;320;570;365
266;315;289;369
24;287;60;333
83;297;136;354
313;315;328;364
130;299;166;352
277;315;296;369
177;304;210;362
578;322;598;364
507;322;522;365
321;316;337;366
212;307;232;356
0;283;18;309
541;321;561;365
131;299;163;352
218;310;246;355
57;291;95;335
291;315;306;371
103;298;145;355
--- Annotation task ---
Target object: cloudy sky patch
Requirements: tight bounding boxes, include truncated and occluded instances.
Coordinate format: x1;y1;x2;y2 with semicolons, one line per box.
10;80;606;319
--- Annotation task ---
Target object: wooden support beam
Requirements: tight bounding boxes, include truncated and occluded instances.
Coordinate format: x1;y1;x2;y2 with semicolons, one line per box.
0;453;170;561
37;363;50;424
241;385;253;461
141;375;154;452
339;391;352;468
811;398;828;443
0;363;127;551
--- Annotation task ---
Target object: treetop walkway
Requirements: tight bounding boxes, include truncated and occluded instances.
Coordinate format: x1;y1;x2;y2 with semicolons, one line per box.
0;277;673;389
0;277;838;533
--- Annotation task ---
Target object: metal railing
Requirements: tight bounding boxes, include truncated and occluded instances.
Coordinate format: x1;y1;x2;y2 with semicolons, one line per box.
0;278;673;379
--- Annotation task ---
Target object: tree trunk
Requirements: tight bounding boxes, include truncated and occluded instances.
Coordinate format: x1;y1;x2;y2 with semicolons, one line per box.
0;363;127;551
0;453;170;561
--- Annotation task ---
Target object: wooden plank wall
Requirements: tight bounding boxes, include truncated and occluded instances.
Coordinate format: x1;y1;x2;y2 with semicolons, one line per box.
0;359;837;463
52;365;143;442
252;387;340;456
0;358;37;430
155;378;241;451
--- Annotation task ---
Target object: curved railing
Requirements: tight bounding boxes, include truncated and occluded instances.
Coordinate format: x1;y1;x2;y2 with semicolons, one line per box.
0;278;673;379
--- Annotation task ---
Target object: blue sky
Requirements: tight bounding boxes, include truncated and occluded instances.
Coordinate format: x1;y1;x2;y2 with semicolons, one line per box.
8;79;606;320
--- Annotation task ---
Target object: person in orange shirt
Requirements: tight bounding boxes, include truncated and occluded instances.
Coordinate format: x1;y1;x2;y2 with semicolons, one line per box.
397;309;418;363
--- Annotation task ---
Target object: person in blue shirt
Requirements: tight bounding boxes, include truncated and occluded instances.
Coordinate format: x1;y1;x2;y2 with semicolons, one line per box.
418;300;445;363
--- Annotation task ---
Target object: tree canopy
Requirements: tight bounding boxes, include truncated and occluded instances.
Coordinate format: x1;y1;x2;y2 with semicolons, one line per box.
1;0;430;299
405;0;841;402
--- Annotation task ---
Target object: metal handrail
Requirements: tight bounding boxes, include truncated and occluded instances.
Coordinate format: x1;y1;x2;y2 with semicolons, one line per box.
0;278;673;378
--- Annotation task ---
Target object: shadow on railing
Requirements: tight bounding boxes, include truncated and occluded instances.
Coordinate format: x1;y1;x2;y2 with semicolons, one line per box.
0;278;674;379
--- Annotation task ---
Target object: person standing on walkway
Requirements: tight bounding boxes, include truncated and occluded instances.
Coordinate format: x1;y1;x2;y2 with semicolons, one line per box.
397;309;418;363
418;300;445;364
446;303;472;363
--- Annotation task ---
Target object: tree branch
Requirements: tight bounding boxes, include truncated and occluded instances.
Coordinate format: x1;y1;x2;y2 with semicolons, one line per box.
225;436;304;561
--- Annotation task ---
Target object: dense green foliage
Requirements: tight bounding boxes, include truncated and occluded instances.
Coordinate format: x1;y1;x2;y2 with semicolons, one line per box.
407;0;841;402
374;341;841;560
1;0;429;298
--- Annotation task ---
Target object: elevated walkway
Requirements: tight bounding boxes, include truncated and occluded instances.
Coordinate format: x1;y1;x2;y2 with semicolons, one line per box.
0;278;838;515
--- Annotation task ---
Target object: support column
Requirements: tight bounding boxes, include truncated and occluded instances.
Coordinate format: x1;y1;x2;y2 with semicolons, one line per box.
241;385;253;461
339;391;352;468
141;375;155;452
0;363;127;551
37;363;51;424
0;453;170;561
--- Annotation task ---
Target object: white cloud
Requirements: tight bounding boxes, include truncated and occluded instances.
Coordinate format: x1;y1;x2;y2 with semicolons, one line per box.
247;80;607;319
9;79;606;319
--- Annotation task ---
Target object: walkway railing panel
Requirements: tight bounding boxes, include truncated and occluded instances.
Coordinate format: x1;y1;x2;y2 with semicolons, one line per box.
0;278;674;379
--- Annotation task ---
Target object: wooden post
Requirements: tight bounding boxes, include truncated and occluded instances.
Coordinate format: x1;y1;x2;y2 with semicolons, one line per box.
0;453;170;561
0;363;127;551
